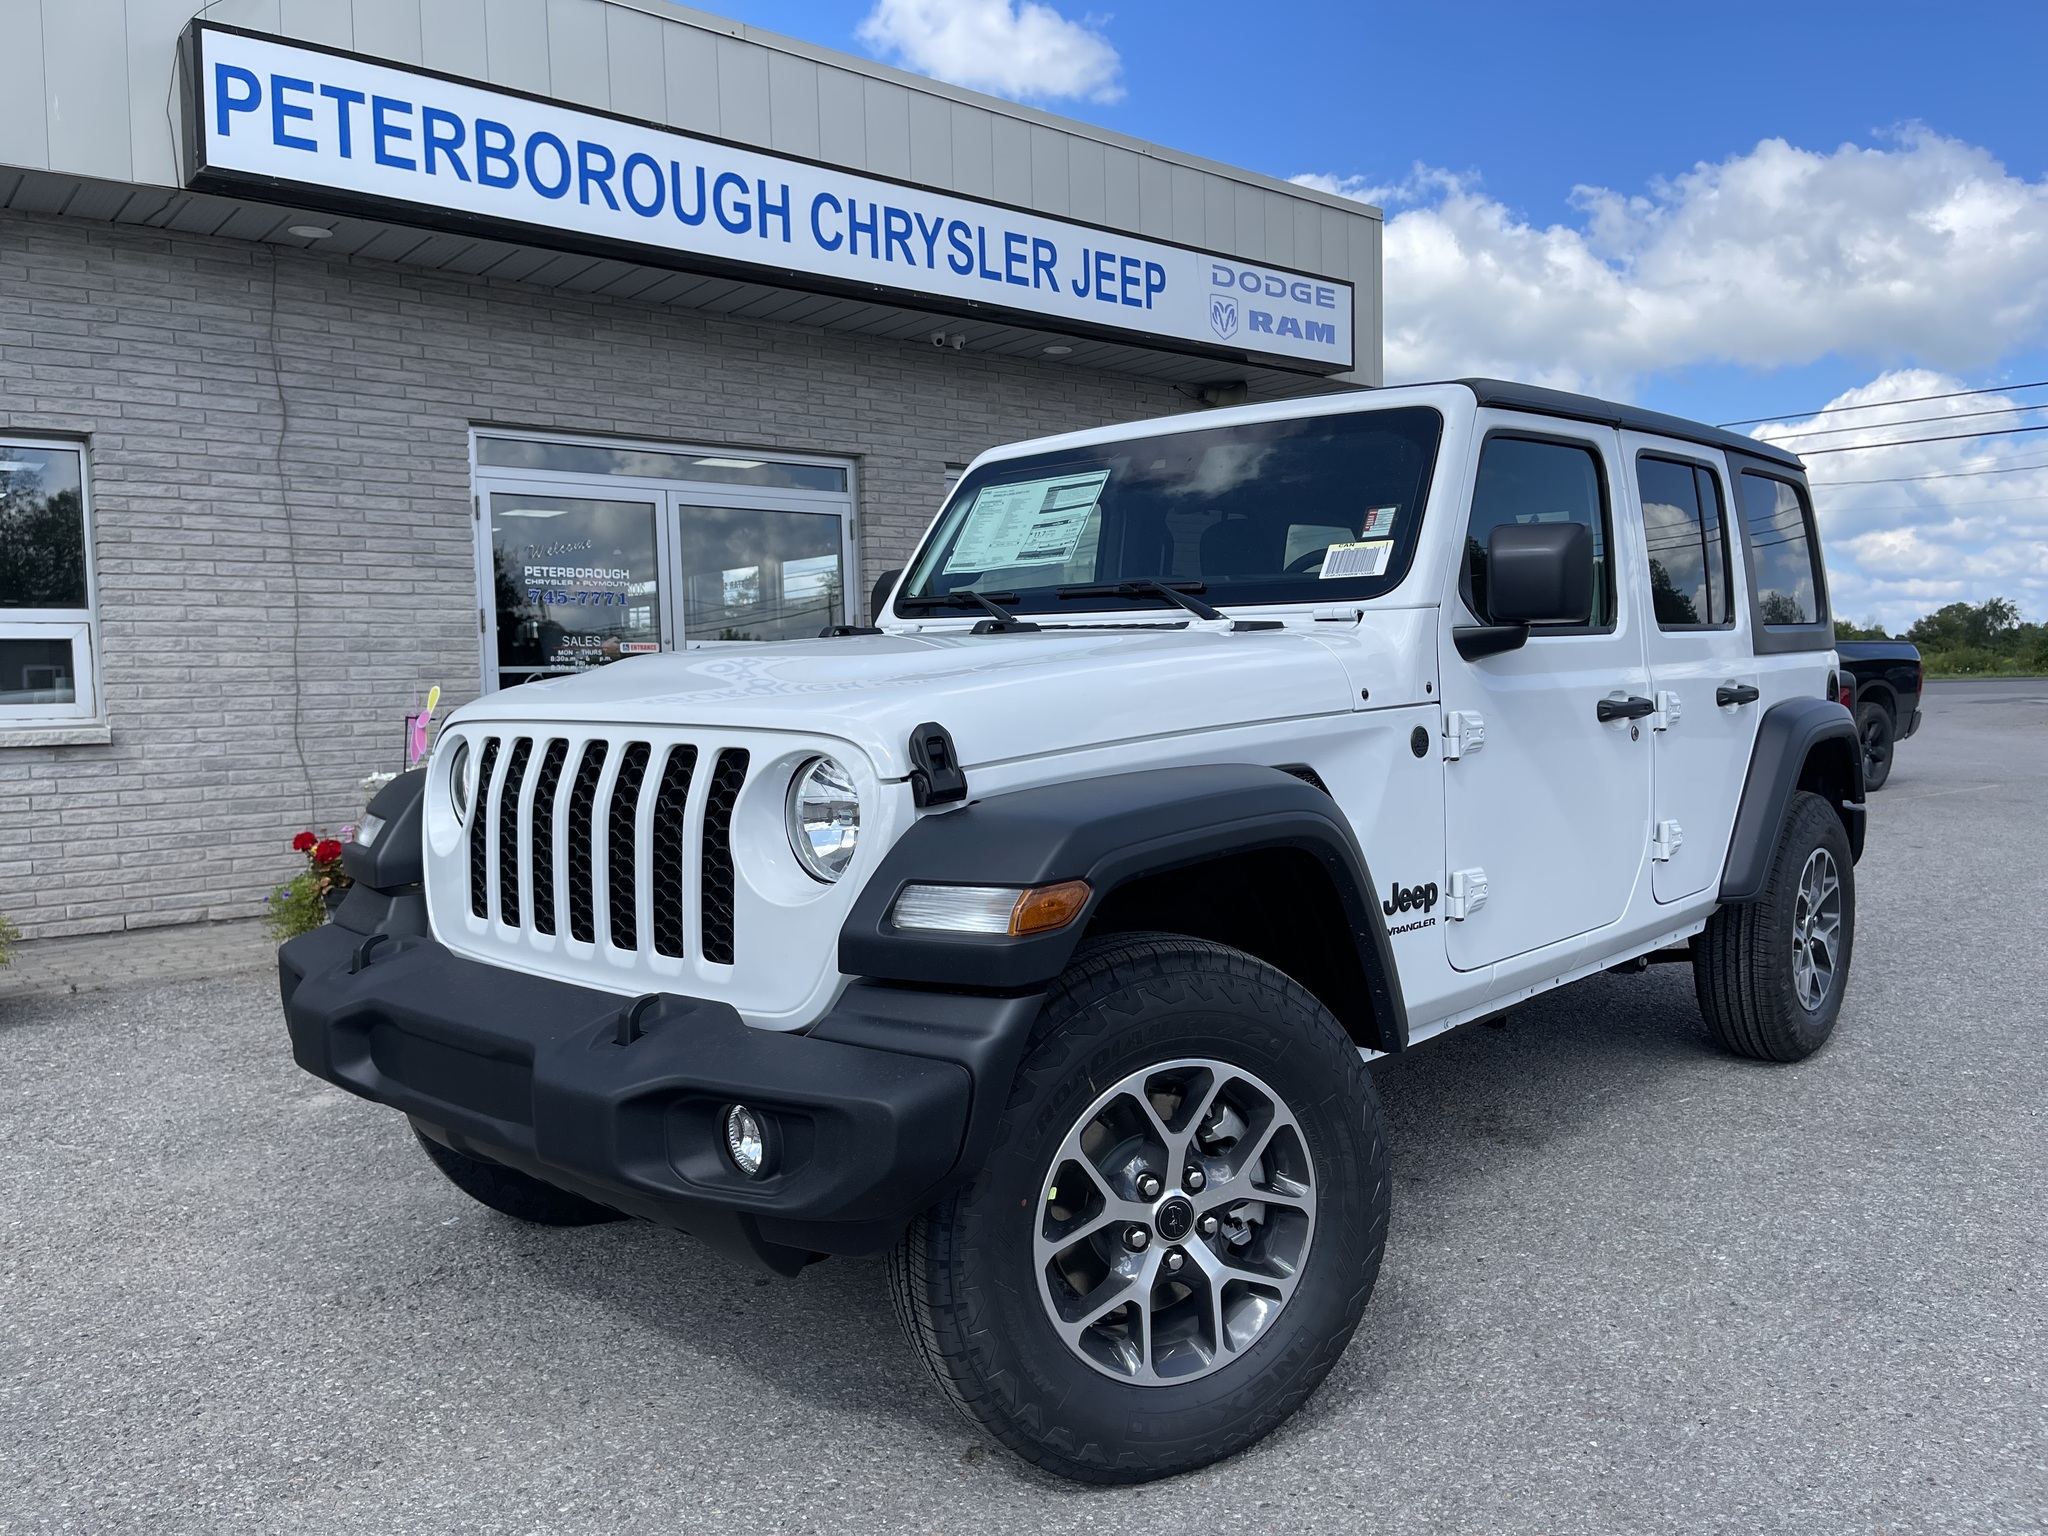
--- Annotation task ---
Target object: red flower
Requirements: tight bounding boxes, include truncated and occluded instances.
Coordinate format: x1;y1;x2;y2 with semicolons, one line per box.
292;831;318;853
314;839;344;864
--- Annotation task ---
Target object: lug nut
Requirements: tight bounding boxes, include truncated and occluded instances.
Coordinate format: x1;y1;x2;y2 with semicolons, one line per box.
1135;1172;1163;1201
1198;1214;1219;1238
1165;1249;1185;1273
1184;1166;1206;1192
1124;1225;1150;1252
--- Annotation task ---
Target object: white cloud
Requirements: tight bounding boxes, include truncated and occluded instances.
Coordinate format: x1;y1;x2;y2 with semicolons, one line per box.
1752;372;2048;631
1294;132;2048;624
856;0;1123;104
1297;129;2048;395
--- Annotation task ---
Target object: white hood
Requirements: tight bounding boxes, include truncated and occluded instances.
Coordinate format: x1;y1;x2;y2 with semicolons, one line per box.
451;627;1359;778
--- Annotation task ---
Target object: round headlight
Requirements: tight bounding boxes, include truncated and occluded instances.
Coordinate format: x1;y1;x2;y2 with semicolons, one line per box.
447;738;474;825
785;755;861;882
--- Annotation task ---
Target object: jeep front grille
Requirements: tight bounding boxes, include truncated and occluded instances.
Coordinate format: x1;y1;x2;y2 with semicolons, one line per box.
463;731;751;965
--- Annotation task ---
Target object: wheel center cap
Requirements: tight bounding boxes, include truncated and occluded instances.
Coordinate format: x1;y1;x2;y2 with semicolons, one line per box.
1155;1195;1194;1241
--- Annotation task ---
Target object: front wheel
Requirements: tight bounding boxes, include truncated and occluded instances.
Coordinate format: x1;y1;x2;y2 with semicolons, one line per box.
1693;791;1855;1062
888;935;1390;1483
413;1125;625;1226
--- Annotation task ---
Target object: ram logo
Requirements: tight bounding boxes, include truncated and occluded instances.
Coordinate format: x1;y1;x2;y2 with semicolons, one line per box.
1209;292;1239;340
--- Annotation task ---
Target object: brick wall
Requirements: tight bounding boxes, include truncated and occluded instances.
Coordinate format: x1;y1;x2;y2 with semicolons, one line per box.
0;210;1188;938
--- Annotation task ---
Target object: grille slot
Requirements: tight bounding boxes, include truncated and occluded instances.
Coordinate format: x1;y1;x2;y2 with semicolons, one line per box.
700;748;750;965
650;745;699;958
496;738;533;925
468;736;501;919
527;739;568;935
565;740;609;943
606;742;652;950
455;728;764;974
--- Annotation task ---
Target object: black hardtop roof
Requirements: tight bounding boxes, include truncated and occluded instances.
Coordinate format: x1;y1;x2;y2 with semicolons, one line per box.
1454;378;1805;471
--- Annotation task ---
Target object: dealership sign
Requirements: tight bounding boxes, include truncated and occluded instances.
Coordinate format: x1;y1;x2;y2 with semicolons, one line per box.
181;24;1353;371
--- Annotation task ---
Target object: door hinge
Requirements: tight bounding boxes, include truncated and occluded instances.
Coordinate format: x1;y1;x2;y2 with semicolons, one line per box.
1445;867;1489;920
1652;690;1682;731
1442;710;1485;760
479;609;487;635
1652;819;1684;862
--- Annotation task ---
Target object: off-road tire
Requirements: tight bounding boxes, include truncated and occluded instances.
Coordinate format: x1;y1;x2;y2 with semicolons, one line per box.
1693;791;1855;1062
1856;700;1895;791
887;934;1391;1483
413;1125;625;1226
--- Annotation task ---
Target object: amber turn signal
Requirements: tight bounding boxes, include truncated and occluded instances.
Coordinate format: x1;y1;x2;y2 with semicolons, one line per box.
1010;880;1090;935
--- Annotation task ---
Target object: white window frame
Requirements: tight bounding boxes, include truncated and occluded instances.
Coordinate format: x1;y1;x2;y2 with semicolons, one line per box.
0;436;105;741
468;428;859;694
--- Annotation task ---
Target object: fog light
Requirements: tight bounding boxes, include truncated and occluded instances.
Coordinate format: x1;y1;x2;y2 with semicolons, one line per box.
724;1104;770;1177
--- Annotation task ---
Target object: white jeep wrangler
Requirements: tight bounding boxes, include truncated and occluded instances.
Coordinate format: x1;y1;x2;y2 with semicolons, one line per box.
281;378;1864;1482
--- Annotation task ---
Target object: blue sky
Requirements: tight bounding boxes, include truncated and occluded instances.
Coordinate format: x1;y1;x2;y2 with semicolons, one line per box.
684;0;2048;628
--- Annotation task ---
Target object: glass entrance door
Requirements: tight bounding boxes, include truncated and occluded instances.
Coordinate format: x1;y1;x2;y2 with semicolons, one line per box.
475;433;856;693
675;503;848;643
489;490;664;690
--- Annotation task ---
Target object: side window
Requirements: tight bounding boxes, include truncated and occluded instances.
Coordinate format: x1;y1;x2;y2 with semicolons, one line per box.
1464;436;1612;628
1738;472;1823;626
1637;455;1732;627
1;440;100;728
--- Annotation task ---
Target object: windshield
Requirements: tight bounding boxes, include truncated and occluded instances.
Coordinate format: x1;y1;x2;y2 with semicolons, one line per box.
899;407;1443;616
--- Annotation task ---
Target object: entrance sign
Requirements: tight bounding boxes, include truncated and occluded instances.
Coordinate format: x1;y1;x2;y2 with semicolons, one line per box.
181;24;1353;371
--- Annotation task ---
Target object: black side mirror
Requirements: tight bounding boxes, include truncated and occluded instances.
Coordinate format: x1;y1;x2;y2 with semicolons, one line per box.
871;567;904;623
1453;522;1594;661
1486;522;1593;624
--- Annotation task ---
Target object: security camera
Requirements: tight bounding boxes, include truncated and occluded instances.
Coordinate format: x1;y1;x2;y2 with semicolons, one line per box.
930;331;966;350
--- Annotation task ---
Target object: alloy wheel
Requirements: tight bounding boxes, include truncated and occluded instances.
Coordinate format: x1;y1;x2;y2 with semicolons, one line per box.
1791;846;1843;1010
1033;1058;1316;1386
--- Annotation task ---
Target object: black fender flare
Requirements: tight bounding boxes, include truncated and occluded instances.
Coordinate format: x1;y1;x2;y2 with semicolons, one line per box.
839;764;1409;1052
1719;698;1865;903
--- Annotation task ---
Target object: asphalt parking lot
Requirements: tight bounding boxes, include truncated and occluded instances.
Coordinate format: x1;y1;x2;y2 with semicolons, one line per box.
3;678;2045;1535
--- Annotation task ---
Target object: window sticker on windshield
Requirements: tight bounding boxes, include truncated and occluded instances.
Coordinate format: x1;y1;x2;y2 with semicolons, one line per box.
1361;505;1399;537
1320;540;1393;579
943;470;1110;573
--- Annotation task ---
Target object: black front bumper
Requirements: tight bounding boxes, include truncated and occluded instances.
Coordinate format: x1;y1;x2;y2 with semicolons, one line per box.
279;924;1043;1273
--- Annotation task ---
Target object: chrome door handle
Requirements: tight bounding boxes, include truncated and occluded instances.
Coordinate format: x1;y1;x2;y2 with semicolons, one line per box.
1597;695;1657;723
1716;684;1761;707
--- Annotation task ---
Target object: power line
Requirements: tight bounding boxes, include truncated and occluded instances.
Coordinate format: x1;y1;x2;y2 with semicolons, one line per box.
1764;400;2048;444
1718;378;2048;428
1799;422;2048;456
1811;457;2048;487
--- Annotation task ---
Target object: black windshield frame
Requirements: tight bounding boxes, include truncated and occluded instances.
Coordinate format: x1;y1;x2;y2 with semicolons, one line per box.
897;407;1445;616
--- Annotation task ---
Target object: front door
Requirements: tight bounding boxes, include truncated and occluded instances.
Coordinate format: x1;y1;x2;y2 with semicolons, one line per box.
1622;438;1761;902
488;487;665;690
475;433;858;691
1439;421;1652;971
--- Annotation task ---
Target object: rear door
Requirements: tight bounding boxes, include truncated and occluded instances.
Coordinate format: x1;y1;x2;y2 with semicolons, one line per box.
1438;419;1651;970
1622;438;1760;902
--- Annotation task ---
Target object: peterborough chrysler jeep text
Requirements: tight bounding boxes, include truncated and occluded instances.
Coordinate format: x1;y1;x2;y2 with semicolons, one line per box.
279;379;1864;1482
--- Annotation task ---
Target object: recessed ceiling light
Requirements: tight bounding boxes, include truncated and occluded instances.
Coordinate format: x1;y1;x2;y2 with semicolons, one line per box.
286;225;334;239
1043;345;1073;356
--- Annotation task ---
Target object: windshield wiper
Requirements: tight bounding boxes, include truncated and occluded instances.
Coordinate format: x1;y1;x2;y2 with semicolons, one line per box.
1055;580;1283;632
893;589;1040;633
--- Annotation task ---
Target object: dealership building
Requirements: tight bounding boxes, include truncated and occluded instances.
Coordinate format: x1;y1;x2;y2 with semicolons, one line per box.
0;0;1382;938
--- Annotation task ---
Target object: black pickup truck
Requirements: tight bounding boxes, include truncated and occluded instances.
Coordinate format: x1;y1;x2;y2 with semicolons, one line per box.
1837;640;1923;790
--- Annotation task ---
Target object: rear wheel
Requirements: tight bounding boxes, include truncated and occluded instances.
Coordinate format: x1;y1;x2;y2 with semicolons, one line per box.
888;934;1389;1483
1856;701;1895;790
1693;791;1855;1062
413;1125;625;1226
